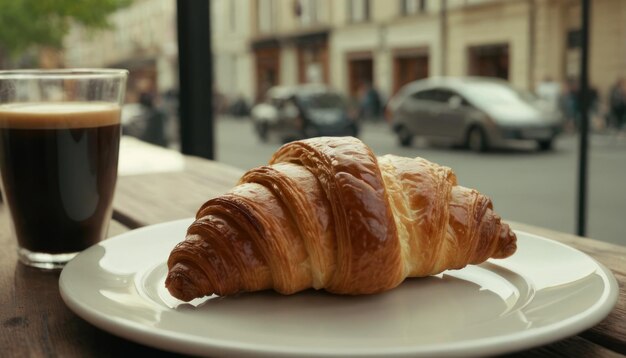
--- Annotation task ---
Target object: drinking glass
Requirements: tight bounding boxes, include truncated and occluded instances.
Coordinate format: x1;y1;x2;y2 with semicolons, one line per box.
0;69;128;269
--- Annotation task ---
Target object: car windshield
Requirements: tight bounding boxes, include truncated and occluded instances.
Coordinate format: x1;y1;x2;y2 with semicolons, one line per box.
461;82;536;109
299;93;345;109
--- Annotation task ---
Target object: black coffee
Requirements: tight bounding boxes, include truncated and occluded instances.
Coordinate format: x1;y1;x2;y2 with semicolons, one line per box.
0;103;121;254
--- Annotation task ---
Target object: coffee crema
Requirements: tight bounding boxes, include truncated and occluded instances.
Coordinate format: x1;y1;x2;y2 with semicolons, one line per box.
0;102;121;254
0;102;120;128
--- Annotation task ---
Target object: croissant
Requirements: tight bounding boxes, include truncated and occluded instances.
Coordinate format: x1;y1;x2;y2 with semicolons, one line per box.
165;136;517;302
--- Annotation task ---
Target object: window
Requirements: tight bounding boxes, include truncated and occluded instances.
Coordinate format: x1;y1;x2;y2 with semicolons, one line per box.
258;0;274;33
298;45;326;84
348;0;370;23
411;89;438;101
434;89;456;103
400;0;427;16
411;88;455;103
347;56;373;96
468;43;510;80
567;29;582;49
393;52;429;94
297;0;319;27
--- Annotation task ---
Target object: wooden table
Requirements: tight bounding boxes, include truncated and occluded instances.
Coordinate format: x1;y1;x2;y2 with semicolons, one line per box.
1;139;625;357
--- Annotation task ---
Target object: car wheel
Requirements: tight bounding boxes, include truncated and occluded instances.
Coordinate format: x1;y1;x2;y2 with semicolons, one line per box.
397;126;413;147
537;138;554;151
257;122;269;142
467;126;489;153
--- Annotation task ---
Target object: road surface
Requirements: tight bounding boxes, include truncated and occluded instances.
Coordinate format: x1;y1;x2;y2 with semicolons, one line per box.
214;116;626;246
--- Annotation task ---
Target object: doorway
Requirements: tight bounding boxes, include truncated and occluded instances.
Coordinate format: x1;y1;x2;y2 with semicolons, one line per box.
297;42;329;84
467;43;509;80
254;46;281;101
393;50;429;94
347;53;373;98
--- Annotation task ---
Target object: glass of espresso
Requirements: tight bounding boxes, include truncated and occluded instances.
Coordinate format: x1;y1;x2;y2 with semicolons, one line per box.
0;69;128;269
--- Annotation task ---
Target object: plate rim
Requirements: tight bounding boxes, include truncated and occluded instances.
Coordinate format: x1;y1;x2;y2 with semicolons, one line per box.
59;218;619;357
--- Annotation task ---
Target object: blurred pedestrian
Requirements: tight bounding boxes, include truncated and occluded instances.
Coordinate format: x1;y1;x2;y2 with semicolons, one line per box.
586;84;600;132
559;77;579;132
561;78;601;133
162;88;180;146
229;95;251;118
358;81;382;122
608;78;626;133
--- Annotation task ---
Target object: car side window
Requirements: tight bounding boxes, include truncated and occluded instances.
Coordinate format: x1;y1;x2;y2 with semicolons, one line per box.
435;89;455;103
411;89;438;101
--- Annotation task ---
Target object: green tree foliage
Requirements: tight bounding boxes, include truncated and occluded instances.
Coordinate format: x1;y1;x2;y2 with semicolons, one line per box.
0;0;133;56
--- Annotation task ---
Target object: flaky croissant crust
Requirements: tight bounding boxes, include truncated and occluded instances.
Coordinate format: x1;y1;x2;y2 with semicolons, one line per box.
165;137;517;301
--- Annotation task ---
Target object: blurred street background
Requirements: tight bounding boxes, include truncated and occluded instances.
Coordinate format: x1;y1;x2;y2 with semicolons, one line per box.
1;0;625;243
215;115;626;246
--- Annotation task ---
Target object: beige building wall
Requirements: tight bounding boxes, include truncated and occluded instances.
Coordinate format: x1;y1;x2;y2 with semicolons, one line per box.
248;0;334;95
533;0;567;88
533;0;626;101
329;0;439;98
330;0;372;94
271;0;299;87
446;0;532;89
370;0;398;22
64;0;178;93
329;1;540;98
271;0;334;32
386;15;442;80
521;0;626;102
589;0;626;100
61;0;626;108
280;46;299;86
328;0;347;27
212;0;255;102
219;0;625;105
330;25;380;94
375;50;392;97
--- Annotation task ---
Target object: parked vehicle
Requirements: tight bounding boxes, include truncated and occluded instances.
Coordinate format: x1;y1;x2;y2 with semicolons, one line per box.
251;85;359;142
386;77;564;151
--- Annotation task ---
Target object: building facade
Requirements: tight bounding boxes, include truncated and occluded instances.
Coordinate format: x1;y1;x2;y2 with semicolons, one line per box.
62;0;626;109
212;0;255;104
64;0;178;101
239;0;625;107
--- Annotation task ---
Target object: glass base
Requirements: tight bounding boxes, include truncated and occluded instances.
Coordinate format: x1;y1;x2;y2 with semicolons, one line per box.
17;248;78;270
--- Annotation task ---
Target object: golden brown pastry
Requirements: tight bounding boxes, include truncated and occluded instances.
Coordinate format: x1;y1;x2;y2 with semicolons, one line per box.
165;137;517;301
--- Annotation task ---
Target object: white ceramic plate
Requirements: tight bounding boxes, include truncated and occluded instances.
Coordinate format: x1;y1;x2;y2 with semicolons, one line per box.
59;218;618;357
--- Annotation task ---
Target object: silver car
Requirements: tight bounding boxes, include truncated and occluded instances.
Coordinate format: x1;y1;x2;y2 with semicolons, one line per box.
387;77;564;151
251;85;359;143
